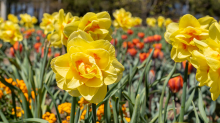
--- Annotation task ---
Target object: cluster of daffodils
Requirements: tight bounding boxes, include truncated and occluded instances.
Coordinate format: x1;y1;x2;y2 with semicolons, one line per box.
40;9;112;47
0;13;38;44
165;14;220;100
146;16;172;28
113;8;142;30
50;10;124;104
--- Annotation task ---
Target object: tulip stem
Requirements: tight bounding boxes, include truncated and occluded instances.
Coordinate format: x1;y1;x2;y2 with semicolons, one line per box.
179;61;188;122
92;103;96;123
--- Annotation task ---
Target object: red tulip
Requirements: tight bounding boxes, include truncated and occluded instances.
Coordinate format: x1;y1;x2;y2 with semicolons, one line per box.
121;35;128;40
127;29;133;35
168;76;184;93
127;48;137;56
153;35;162;41
138;32;145;38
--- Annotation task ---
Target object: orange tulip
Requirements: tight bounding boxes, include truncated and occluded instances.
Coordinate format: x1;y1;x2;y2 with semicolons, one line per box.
127;48;137;56
139;53;149;62
132;38;140;45
41;47;52;58
54;53;60;57
153;43;162;50
10;47;15;57
36;36;40;41
34;42;42;53
182;61;193;74
127;29;133;35
123;42;134;48
13;41;22;52
168;76;183;93
138;32;145;38
153;35;161;41
111;39;117;45
136;42;144;50
144;36;154;43
153;49;161;58
121;35;128;40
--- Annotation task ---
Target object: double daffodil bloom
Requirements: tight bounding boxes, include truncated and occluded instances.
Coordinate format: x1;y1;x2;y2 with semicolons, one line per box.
113;8;133;30
8;14;19;23
132;17;142;26
20;13;38;28
40;12;58;34
0;21;23;44
49;9;80;47
164;18;172;27
164;14;213;62
146;17;156;27
64;11;112;42
157;16;165;28
51;31;124;103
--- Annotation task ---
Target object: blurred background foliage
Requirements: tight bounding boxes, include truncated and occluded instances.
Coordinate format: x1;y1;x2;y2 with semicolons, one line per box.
3;0;220;24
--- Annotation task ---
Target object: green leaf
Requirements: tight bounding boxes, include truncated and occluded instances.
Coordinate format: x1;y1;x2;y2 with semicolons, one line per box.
43;83;62;123
158;63;176;123
163;91;171;121
112;98;119;123
172;99;176;123
122;91;134;106
198;88;208;123
192;101;200;123
0;110;9;123
185;89;195;112
137;48;154;69
104;99;111;123
130;94;141;123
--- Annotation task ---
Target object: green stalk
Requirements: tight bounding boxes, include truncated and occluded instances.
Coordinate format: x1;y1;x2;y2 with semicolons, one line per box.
92;103;96;123
70;97;76;123
158;63;176;123
179;61;188;122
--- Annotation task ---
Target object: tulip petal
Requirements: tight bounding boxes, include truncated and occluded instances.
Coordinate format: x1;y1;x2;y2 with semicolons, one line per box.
77;84;99;101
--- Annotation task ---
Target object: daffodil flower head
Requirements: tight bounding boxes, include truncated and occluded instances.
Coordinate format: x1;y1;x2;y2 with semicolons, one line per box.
20;13;38;28
164;14;210;62
64;11;112;42
51;31;124;103
164;18;172;27
49;9;80;47
132;17;142;26
157;16;165;27
146;17;156;27
8;14;19;23
113;8;133;30
0;21;23;44
40;12;58;34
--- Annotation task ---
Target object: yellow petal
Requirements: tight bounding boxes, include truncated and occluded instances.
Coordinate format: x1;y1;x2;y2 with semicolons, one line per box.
198;16;216;30
164;22;179;44
67;89;81;97
209;22;220;41
67;37;92;52
96;11;110;19
98;18;111;29
77;84;99;101
50;31;62;47
90;40;115;62
55;73;66;90
102;63;117;85
112;59;124;83
52;54;70;77
65;68;86;90
179;14;200;28
63;21;80;37
79;12;97;30
68;30;94;42
90;84;107;103
86;48;110;69
84;77;103;87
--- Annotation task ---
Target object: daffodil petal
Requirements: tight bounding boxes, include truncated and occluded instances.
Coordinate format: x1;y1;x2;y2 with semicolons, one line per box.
77;84;99;101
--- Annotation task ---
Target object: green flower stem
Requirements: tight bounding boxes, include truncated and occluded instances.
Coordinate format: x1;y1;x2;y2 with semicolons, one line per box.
179;61;188;122
70;97;76;123
92;103;96;123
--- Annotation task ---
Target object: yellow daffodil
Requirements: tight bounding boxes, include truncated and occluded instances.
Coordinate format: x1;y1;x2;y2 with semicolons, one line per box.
132;17;142;26
164;18;172;27
164;14;211;62
113;8;133;30
8;14;19;23
157;16;165;27
64;11;112;42
0;21;23;44
51;31;124;103
20;13;38;28
40;12;58;34
49;9;80;47
146;17;156;27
